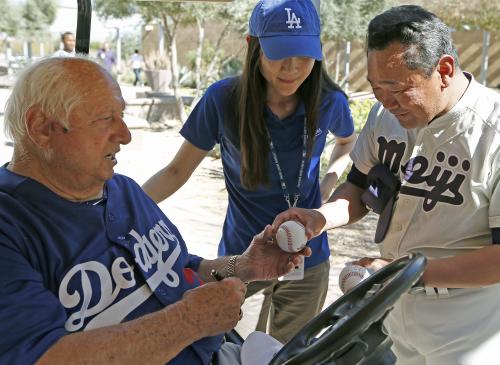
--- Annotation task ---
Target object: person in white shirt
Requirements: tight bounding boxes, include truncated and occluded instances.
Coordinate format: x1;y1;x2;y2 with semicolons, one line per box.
130;49;143;86
53;32;76;58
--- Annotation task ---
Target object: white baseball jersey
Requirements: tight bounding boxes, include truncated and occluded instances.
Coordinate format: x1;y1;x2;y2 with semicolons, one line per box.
351;73;500;259
52;49;75;57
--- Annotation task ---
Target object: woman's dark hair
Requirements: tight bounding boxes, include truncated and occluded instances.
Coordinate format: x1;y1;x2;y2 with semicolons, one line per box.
228;36;344;190
367;5;460;77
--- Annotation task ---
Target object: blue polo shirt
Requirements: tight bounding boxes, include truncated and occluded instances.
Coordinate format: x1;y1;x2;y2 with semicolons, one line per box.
181;77;354;268
0;167;220;365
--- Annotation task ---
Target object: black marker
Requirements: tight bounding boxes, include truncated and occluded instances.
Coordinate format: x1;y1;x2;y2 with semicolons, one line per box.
211;269;224;281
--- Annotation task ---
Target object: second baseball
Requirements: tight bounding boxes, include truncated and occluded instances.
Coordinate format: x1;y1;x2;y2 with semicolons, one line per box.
275;220;307;253
338;264;373;293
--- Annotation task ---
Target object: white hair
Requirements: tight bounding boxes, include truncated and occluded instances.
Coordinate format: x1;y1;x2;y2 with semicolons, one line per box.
4;56;102;142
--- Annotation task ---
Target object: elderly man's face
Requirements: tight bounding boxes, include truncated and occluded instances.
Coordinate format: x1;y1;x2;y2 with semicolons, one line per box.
367;42;447;129
47;69;131;197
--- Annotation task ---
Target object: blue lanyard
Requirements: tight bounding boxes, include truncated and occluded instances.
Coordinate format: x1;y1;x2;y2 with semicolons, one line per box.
266;119;307;208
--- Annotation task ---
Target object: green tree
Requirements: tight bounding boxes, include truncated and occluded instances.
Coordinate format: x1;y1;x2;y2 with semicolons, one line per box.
21;0;57;38
19;0;56;59
95;0;200;123
414;0;500;31
321;0;387;42
186;0;252;101
0;0;20;65
0;0;19;37
95;0;252;123
320;0;388;88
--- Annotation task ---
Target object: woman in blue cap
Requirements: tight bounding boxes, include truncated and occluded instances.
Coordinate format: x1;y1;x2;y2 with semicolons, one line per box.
143;0;355;343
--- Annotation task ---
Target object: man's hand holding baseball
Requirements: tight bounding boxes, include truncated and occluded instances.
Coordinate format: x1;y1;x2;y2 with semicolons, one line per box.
237;225;312;282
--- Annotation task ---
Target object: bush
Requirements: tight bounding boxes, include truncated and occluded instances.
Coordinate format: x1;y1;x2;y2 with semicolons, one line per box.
221;57;243;79
319;97;375;184
349;98;375;132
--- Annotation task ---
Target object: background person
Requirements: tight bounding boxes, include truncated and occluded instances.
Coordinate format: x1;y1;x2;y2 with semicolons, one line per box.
130;49;143;86
142;0;356;343
53;31;76;57
97;43;116;74
0;56;310;365
274;5;500;364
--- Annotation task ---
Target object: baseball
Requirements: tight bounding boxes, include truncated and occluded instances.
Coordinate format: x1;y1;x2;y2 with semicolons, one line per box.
275;220;307;253
338;264;373;294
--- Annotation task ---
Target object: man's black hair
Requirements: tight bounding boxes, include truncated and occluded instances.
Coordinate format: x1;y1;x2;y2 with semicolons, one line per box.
367;5;460;77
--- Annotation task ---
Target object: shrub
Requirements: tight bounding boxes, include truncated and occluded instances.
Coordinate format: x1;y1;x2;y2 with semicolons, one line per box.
319;97;375;184
349;98;375;132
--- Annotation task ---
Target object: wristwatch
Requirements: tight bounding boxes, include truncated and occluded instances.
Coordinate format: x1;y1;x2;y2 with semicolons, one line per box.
226;255;238;277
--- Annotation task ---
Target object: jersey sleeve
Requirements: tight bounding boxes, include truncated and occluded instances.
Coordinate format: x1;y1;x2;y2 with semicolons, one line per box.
186;253;203;271
326;91;355;138
349;102;384;175
0;235;68;364
180;80;229;151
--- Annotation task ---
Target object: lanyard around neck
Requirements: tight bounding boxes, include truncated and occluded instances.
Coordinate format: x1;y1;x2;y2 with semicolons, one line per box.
266;119;308;209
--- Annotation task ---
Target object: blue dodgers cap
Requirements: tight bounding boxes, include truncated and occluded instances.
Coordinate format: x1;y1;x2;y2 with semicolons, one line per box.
249;0;322;61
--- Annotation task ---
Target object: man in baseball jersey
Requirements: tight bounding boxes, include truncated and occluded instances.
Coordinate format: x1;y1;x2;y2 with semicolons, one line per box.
0;57;309;365
274;5;500;364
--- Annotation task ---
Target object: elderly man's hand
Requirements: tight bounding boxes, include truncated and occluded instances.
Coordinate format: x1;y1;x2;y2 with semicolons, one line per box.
272;207;327;241
237;225;312;282
180;277;246;338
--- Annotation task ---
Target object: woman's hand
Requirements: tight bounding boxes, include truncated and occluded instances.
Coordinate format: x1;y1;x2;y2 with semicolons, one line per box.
272;207;327;241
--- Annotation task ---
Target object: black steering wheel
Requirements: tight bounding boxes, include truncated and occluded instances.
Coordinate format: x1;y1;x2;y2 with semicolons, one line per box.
268;253;426;365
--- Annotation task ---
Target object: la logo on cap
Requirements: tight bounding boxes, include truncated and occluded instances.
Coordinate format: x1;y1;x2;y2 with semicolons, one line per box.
285;8;302;29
